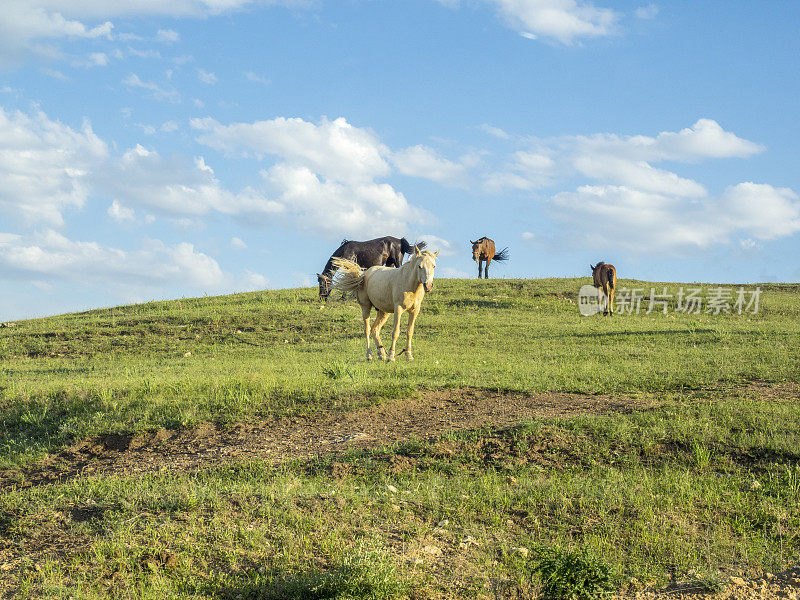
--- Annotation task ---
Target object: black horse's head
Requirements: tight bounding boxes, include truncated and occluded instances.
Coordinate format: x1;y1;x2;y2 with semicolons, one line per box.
317;273;332;300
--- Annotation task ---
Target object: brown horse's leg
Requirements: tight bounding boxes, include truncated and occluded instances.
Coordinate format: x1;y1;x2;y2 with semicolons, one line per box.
404;308;419;361
597;287;605;315
477;258;483;279
607;283;615;316
485;257;491;279
388;305;404;362
371;310;391;360
361;303;373;360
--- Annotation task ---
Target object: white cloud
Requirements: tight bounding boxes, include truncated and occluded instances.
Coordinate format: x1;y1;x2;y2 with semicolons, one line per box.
391;145;469;186
0;229;226;290
42;67;69;80
192;115;391;184
71;51;109;67
719;182;800;240
567;119;764;163
418;234;456;256
122;73;180;103
439;0;619;44
197;68;218;84
156;28;180;43
191;115;432;238
0;107;108;225
521;231;535;240
549;182;800;252
571;154;706;197
96;144;283;218
262;163;427;238
231;236;247;249
0;1;312;65
107;199;135;222
441;266;471;278
635;4;658;19
245;71;270;85
479;123;511;140
0;2;113;66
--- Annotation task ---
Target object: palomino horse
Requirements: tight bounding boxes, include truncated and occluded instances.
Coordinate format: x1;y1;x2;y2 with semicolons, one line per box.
332;247;438;362
590;262;617;315
317;236;426;300
470;237;509;279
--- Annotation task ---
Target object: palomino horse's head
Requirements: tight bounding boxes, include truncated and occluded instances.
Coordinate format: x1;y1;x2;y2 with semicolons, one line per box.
317;273;332;300
414;247;439;293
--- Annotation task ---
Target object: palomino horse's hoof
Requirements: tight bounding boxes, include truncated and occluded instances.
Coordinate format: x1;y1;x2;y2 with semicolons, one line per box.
366;353;373;361
404;351;414;361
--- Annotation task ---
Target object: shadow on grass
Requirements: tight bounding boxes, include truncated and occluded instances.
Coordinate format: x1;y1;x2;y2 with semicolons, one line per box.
0;393;85;466
195;551;408;600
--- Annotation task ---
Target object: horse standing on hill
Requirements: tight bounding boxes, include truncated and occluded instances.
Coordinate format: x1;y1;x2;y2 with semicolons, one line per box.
590;262;617;316
332;247;439;362
470;237;509;279
317;236;426;301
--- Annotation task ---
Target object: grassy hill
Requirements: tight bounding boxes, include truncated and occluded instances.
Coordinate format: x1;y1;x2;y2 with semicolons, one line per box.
0;278;799;598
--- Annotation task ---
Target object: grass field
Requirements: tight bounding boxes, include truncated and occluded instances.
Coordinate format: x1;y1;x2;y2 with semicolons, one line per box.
0;277;798;598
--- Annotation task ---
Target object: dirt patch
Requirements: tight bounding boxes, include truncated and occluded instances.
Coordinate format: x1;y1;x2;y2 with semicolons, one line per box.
0;387;661;491
615;566;800;600
2;382;798;492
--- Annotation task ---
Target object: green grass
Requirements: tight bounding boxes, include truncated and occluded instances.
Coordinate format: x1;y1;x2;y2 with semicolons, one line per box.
0;277;799;598
1;278;798;467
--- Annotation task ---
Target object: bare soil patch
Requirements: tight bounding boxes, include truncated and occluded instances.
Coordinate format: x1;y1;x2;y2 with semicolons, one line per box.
0;387;659;490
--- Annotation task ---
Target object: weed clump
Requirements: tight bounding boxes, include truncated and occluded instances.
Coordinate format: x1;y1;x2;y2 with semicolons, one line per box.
532;546;615;600
270;549;407;600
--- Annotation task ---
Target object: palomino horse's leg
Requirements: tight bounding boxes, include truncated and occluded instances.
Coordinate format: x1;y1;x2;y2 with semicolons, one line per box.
361;303;373;360
404;308;419;361
484;257;491;279
371;310;391;360
388;305;404;362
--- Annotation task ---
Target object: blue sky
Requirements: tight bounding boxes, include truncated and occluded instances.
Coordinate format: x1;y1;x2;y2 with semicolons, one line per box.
1;1;799;320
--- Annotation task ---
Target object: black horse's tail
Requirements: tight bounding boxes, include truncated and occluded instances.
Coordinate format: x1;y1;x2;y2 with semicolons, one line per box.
401;237;427;254
493;247;510;262
605;266;615;289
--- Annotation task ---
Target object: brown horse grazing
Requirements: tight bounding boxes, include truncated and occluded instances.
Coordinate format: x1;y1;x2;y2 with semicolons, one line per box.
317;236;426;301
470;237;509;279
590;262;617;316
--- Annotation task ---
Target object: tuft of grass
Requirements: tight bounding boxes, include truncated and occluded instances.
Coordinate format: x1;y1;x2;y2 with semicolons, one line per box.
322;362;356;381
533;546;616;600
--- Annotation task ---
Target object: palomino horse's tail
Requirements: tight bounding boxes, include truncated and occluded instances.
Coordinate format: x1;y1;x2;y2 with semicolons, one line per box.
493;247;510;262
331;257;365;294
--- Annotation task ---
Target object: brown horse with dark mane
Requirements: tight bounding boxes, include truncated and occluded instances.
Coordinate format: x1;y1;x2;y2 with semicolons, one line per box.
317;236;426;300
470;237;509;279
590;261;617;316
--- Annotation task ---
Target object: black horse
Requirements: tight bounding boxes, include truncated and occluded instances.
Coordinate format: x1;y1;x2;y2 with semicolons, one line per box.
317;236;426;300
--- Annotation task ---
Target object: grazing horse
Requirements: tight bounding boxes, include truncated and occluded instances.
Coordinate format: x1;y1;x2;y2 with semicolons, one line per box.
470;237;509;279
590;262;617;316
332;247;439;362
317;236;426;300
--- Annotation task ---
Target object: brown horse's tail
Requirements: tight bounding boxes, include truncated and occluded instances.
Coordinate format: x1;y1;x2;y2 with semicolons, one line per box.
331;257;365;294
493;247;510;262
605;266;615;290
